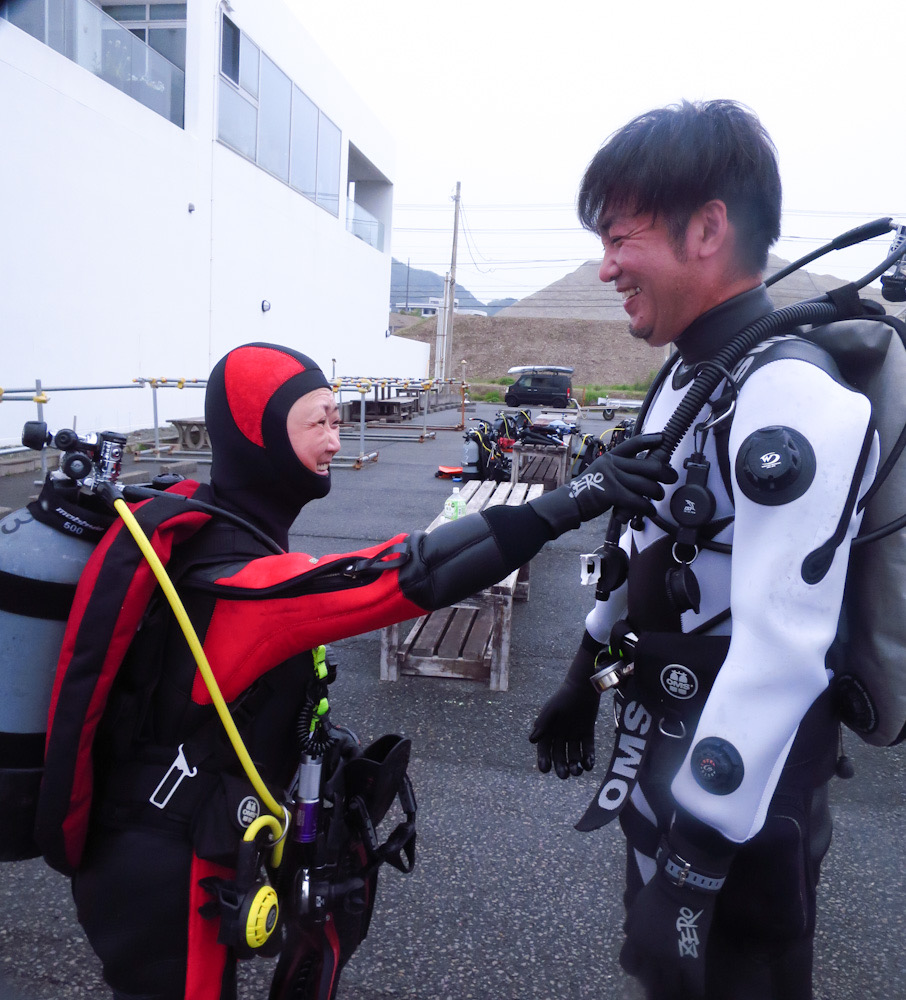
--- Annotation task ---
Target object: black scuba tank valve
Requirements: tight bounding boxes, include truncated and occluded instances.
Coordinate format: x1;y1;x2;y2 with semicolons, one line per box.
60;450;94;481
22;421;127;488
21;421;51;451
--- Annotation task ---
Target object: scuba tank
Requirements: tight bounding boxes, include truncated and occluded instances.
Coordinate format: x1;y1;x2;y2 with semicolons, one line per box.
461;426;482;480
0;423;122;860
0;503;100;859
463;418;496;481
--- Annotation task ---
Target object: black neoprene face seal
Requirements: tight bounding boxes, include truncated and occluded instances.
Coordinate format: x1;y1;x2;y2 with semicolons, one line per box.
204;343;332;537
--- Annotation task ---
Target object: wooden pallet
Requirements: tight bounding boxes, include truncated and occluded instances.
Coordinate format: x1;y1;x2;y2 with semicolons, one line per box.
510;440;570;490
398;606;495;682
517;453;564;490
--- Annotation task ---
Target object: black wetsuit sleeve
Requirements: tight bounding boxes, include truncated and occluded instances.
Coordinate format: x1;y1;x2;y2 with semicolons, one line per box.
397;505;554;610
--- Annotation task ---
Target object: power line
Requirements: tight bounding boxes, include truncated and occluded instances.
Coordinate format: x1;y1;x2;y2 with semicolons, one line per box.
394;202;905;217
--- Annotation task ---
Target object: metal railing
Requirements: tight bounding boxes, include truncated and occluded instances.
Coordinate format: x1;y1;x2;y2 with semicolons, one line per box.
0;374;470;468
330;376;469;467
0;377;206;468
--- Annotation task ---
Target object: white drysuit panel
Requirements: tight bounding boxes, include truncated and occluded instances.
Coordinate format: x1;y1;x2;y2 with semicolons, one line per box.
670;357;877;842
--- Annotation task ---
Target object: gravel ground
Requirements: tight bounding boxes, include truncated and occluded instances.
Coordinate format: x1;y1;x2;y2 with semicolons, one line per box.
0;403;902;999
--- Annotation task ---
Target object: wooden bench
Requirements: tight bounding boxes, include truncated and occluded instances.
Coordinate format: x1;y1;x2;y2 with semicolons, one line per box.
380;478;543;691
347;394;421;423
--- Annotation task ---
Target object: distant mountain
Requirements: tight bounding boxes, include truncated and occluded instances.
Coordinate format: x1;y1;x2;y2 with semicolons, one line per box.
390;259;494;314
496;253;903;320
486;297;518;314
390;253;906;390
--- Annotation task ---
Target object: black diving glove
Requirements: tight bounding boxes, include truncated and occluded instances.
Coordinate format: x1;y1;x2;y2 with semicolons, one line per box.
528;433;676;535
619;817;736;999
529;638;601;778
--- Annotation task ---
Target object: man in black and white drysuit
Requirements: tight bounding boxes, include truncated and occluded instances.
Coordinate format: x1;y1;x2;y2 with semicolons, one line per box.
530;100;880;999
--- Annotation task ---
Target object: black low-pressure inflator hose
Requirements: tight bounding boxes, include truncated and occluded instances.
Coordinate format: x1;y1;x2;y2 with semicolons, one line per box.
765;218;894;288
649;297;849;464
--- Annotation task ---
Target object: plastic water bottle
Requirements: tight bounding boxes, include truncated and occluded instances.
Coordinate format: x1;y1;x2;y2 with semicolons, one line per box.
443;486;466;520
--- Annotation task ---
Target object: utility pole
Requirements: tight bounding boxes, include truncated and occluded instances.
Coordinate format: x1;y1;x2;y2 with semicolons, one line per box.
434;273;450;381
444;182;461;382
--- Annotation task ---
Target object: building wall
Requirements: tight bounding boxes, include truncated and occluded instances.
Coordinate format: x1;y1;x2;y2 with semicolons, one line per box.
0;0;427;447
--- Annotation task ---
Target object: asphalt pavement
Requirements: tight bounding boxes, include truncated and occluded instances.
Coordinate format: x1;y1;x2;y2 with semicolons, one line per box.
0;403;902;999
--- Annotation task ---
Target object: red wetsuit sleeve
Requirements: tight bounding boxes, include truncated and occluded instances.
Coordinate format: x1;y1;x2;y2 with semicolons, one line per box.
191;534;423;703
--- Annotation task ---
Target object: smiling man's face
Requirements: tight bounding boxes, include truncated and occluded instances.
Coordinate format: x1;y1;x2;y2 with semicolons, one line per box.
597;210;704;348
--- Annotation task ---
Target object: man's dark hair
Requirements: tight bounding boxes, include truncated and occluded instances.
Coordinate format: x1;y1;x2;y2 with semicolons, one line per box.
578;100;782;274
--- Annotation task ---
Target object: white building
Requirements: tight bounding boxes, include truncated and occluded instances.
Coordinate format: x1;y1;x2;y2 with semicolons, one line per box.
0;0;428;447
394;297;487;318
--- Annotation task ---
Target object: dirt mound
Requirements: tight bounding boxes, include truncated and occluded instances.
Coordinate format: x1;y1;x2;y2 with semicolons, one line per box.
391;314;664;388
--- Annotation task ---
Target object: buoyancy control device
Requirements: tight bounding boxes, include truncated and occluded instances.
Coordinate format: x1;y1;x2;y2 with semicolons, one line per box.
728;315;906;746
813;316;906;746
585;218;906;748
727;222;906;747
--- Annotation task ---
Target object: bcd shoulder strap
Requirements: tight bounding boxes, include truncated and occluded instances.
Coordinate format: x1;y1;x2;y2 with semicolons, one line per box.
36;480;211;875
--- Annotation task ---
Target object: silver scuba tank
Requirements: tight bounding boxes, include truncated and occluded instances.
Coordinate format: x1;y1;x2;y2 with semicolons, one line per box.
0;423;123;860
0;504;97;859
462;432;480;480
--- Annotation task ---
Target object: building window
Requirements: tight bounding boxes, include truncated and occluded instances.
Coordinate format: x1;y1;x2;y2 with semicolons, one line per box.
220;12;240;84
217;13;342;218
257;54;291;183
101;2;186;72
218;79;257;161
316;112;340;216
289;86;318;201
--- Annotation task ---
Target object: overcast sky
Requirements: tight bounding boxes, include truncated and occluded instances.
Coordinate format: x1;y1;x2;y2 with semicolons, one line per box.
293;0;905;304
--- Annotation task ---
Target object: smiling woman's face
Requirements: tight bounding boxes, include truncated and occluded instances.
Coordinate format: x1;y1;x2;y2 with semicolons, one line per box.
285;388;341;476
